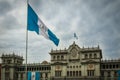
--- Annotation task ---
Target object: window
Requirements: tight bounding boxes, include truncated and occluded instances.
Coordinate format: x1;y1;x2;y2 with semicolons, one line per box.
55;71;61;77
76;71;78;76
79;65;81;68
113;65;115;68
94;53;97;58
53;56;56;60
102;65;105;69
57;56;60;60
70;71;72;76
42;67;44;70
85;54;88;58
73;71;75;76
87;70;94;76
106;65;108;68
67;71;69;76
61;55;64;60
79;71;81;76
109;65;112;69
116;64;119;68
39;67;41;70
89;54;92;58
76;66;78;68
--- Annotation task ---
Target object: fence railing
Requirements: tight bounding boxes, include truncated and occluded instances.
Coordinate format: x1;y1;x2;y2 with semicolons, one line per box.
50;77;119;80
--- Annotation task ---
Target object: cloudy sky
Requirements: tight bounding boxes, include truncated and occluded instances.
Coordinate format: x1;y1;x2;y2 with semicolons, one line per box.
0;0;120;63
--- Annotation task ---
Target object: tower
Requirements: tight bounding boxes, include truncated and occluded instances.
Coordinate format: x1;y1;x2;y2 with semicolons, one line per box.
1;53;24;80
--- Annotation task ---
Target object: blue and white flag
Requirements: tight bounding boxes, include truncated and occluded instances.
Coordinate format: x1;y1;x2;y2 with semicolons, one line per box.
28;71;40;80
27;4;59;46
118;70;120;80
74;33;78;39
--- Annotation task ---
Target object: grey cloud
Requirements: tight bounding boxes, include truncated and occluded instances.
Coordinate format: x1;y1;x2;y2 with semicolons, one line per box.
0;0;120;63
0;1;12;15
0;0;25;35
0;15;18;28
0;30;26;49
0;15;19;35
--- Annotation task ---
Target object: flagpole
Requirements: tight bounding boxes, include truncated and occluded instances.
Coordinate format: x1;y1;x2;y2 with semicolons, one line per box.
26;25;28;80
26;0;29;80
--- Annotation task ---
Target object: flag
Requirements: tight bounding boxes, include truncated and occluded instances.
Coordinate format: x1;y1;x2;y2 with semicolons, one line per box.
118;70;120;80
27;4;39;34
74;33;78;39
27;4;59;46
28;71;40;80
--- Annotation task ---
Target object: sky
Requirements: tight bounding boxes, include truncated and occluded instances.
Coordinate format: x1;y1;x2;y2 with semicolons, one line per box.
0;0;120;63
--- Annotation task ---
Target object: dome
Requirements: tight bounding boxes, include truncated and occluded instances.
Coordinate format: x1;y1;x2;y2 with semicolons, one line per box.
41;60;48;64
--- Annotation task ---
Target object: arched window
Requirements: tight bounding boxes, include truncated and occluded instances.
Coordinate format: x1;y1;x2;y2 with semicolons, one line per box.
79;71;81;76
85;54;88;58
76;66;78;68
89;54;92;58
61;55;64;60
70;71;72;76
67;71;69;76
76;71;78;76
53;56;56;60
94;53;97;58
57;56;60;60
73;71;75;76
116;64;119;68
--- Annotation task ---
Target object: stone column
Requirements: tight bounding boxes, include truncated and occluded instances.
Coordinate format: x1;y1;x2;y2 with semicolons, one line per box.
1;68;5;80
81;65;86;77
104;71;108;80
23;73;26;80
48;73;51;80
18;73;21;80
111;71;114;80
62;66;67;77
10;68;14;80
84;64;87;76
95;64;100;76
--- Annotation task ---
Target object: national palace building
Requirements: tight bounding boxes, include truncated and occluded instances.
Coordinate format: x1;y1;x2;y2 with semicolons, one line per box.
1;42;120;80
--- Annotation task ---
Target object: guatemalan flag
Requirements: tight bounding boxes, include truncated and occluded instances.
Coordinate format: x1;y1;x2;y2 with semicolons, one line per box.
74;33;78;39
28;72;40;80
27;4;59;46
118;70;120;80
